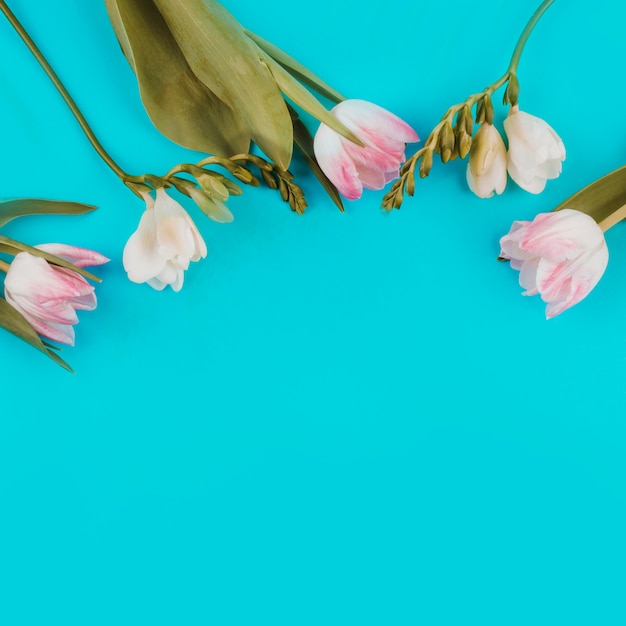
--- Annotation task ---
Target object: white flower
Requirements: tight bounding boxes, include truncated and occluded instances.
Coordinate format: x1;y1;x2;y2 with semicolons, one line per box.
123;188;207;292
504;106;566;194
466;122;507;198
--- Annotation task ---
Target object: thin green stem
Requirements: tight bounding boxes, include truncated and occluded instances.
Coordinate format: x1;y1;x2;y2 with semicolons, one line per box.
507;0;556;74
0;0;133;181
0;259;9;272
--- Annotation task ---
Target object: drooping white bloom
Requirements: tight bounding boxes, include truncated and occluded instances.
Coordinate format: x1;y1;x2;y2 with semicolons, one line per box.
466;122;507;198
499;209;608;318
313;99;419;200
503;106;566;194
4;244;109;345
123;188;207;292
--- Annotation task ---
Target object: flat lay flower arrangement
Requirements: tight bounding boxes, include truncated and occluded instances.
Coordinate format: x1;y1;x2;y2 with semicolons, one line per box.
0;0;623;370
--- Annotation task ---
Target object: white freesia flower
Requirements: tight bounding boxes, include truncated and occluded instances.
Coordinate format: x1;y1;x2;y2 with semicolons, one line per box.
123;187;207;292
504;106;566;194
466;122;507;198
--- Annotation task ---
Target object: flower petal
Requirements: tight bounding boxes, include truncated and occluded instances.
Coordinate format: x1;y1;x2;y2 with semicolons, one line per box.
313;123;363;200
35;243;109;268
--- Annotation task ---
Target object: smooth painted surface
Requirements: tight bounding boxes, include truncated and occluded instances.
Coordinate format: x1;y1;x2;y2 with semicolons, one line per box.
0;1;624;624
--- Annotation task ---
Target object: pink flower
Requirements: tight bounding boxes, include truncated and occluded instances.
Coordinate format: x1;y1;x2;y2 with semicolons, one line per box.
313;99;419;200
499;209;608;318
4;244;109;345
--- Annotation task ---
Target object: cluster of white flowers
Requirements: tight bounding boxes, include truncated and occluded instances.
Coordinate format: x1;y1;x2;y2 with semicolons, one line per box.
466;105;566;199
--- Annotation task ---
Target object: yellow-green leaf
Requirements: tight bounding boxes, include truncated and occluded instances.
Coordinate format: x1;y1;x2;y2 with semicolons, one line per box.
262;56;364;147
244;29;345;105
105;0;252;158
151;0;294;169
0;199;96;228
553;164;626;230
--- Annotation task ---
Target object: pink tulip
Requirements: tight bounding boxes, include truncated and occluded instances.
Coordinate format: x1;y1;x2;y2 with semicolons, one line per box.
499;209;608;318
4;244;109;345
313;99;419;200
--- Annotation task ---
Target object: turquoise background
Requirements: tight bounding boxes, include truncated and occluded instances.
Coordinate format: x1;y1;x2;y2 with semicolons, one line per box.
0;0;625;623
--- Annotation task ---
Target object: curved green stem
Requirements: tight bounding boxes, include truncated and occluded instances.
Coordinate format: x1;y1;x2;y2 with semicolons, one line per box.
0;0;133;182
507;0;556;74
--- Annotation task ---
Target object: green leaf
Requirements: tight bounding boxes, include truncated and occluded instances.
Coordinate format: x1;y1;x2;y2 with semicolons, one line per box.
106;0;296;168
105;0;253;159
0;235;101;283
263;56;364;148
0;199;96;228
289;107;344;212
0;297;72;371
244;30;345;105
553;164;626;230
153;0;294;168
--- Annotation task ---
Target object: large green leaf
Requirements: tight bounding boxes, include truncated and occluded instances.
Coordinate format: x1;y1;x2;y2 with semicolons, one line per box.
553;165;626;230
151;0;294;169
0;297;72;371
105;0;253;159
0;199;95;228
244;30;345;105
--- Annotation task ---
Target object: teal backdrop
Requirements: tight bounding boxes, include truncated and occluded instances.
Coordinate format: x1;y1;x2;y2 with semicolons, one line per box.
0;0;624;624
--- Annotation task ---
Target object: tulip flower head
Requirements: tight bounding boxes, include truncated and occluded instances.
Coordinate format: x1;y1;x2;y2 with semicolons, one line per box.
503;106;566;194
466;122;508;198
499;209;608;318
4;244;109;346
313;99;419;200
123;188;207;292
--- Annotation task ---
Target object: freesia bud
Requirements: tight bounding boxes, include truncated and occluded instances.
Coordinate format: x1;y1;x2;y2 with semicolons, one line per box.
504;106;566;194
499;208;608;318
466;122;507;198
4;244;108;346
187;186;234;224
313;99;419;200
438;121;455;163
123;187;207;292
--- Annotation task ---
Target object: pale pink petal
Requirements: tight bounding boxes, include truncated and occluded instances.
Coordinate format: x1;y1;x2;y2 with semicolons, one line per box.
23;315;76;346
520;210;603;260
333;99;419;145
35;243;109;268
354;161;389;190
518;258;540;295
314;123;363;200
154;188;207;261
123;208;167;284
